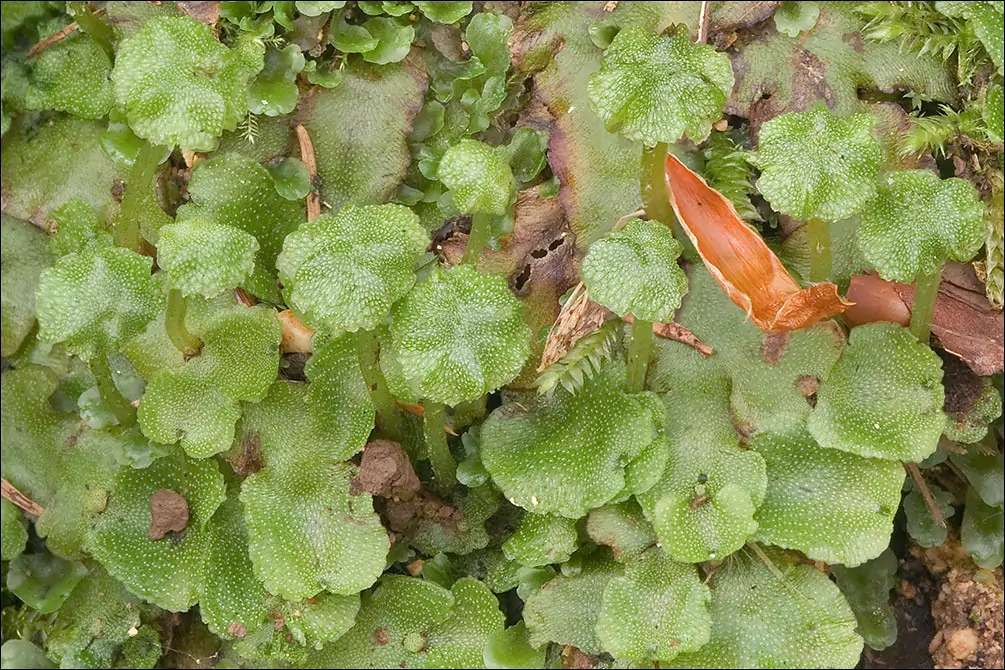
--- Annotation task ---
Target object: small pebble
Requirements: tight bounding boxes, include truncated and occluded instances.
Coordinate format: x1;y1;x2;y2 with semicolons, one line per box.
945;628;979;660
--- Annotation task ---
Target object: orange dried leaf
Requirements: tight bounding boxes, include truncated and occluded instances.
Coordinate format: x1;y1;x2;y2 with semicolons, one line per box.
664;153;850;331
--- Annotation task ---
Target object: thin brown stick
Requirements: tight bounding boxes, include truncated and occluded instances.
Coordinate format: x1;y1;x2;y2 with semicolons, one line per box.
746;541;786;581
697;1;712;44
906;462;946;528
746;542;809;601
295;124;321;222
233;287;257;307
653;321;715;357
613;208;646;231
622;314;716;358
27;22;80;60
26;7;108;60
1;477;45;516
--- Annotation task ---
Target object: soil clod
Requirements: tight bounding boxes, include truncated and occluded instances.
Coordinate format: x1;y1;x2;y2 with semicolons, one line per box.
148;488;189;540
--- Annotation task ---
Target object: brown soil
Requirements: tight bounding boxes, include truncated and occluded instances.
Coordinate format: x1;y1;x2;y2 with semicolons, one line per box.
942;354;986;418
352;440;421;500
148;489;189;540
922;540;1004;669
351;441;462;539
862;532;1005;670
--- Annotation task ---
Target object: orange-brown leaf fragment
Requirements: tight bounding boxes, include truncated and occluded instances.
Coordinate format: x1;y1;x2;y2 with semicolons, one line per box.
149;489;189;540
664;154;850;331
844;272;911;328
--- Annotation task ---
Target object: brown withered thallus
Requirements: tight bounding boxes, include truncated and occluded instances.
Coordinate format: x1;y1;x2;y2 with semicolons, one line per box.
664;153;852;331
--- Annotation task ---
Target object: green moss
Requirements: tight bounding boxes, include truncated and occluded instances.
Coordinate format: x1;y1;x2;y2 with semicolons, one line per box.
808;323;945;462
88;449;226;611
277;204;428;333
1;216;52;357
666;548;863;668
581;218;687;323
112;16;263;150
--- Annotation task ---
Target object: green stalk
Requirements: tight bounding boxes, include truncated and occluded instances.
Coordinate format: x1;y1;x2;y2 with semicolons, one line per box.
804;218;833;283
67;1;116;56
165;289;202;357
641;143;697;259
910;263;943;343
462;212;495;265
625;318;653;393
422;400;455;486
116;142;164;253
355;329;405;442
90;354;136;426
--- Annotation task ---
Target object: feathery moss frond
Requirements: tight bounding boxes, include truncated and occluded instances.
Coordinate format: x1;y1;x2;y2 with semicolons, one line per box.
536;320;621;397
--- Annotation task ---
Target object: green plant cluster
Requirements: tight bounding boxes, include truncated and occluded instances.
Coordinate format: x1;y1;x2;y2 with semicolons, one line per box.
1;2;1003;669
855;0;1004;306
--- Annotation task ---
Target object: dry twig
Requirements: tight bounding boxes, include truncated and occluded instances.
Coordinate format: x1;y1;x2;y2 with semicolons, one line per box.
27;7;109;59
697;1;712;45
652;321;715;357
233;287;257;307
27;22;80;60
295;124;322;222
1;477;45;516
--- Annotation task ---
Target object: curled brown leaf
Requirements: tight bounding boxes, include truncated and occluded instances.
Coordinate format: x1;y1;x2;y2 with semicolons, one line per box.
538;282;610;371
844;272;911;328
664;153;850;331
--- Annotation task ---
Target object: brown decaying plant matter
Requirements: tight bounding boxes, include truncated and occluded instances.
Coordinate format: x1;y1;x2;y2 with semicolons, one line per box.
664;153;852;332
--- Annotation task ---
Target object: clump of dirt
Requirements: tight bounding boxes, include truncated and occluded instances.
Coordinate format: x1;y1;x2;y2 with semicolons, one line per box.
352;441;421;500
921;540;1004;669
148;489;189;540
351;441;461;538
384;494;460;536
